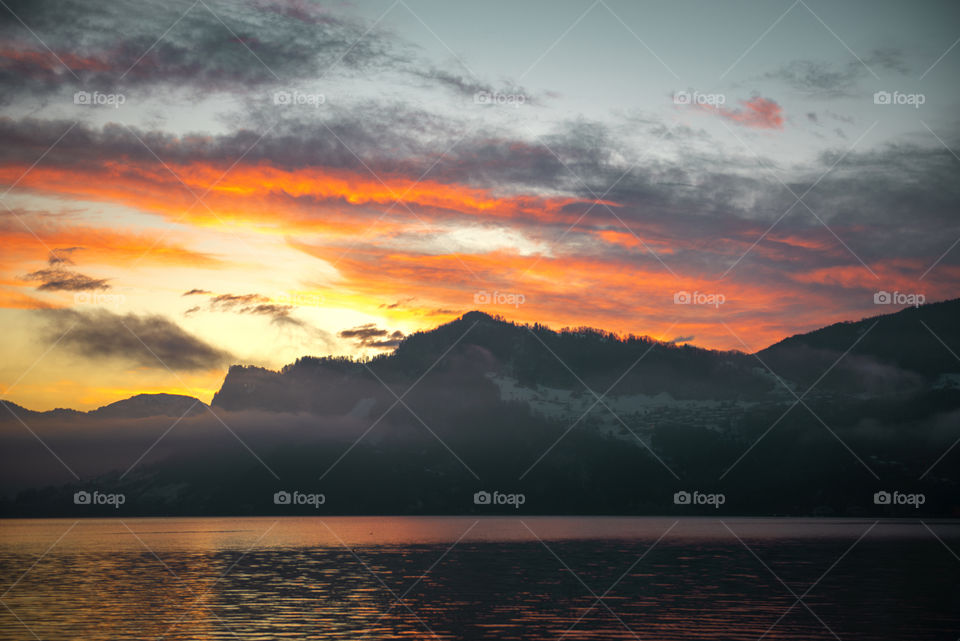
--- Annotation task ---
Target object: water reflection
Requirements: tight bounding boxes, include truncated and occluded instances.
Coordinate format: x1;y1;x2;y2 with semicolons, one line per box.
0;518;957;640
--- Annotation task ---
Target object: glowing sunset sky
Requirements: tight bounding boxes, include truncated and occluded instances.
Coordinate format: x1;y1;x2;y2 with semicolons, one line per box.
1;0;958;410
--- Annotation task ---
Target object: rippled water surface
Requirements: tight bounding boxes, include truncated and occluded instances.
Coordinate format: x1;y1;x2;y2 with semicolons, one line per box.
1;517;958;640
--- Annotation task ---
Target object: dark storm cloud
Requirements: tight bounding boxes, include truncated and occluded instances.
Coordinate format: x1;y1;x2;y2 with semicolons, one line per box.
339;324;404;349
41;308;233;371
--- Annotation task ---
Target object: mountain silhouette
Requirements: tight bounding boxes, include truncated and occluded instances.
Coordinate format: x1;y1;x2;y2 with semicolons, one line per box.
2;300;958;517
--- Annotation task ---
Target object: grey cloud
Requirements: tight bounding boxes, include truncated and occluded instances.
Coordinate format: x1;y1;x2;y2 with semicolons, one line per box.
42;308;233;371
192;292;334;347
24;268;110;292
22;250;109;291
761;50;908;98
0;0;522;108
2;103;958;290
0;0;391;99
339;324;405;349
209;293;270;309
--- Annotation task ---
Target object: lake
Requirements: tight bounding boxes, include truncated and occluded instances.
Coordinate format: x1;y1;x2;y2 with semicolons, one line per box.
1;517;958;640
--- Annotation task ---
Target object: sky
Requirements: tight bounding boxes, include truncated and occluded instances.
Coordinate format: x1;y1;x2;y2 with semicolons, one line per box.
0;0;958;410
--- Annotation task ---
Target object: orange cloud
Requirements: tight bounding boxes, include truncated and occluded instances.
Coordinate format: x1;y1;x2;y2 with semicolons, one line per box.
0;161;608;237
0;217;221;271
293;241;826;351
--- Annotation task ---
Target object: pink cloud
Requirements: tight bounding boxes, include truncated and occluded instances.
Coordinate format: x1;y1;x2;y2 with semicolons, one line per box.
704;96;785;130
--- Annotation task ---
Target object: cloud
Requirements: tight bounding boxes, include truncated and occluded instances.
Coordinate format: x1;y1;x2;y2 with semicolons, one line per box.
0;0;519;107
182;288;211;296
23;268;110;291
41;308;233;371
203;293;301;326
209;293;270;309
763;60;861;98
48;247;81;265
761;50;908;98
0;0;395;101
706;96;784;130
339;323;405;349
21;249;110;291
186;291;334;348
380;297;416;310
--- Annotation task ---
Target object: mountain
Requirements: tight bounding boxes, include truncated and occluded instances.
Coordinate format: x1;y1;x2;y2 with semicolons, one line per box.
2;301;958;518
212;310;776;416
1;393;207;420
210;302;960;432
759;298;960;394
89;393;207;419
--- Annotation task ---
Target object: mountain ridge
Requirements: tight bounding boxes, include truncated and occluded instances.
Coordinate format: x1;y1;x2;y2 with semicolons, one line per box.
2;299;958;517
5;298;959;417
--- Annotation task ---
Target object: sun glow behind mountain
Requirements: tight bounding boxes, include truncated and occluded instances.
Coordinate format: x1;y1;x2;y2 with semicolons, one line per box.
0;0;958;410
